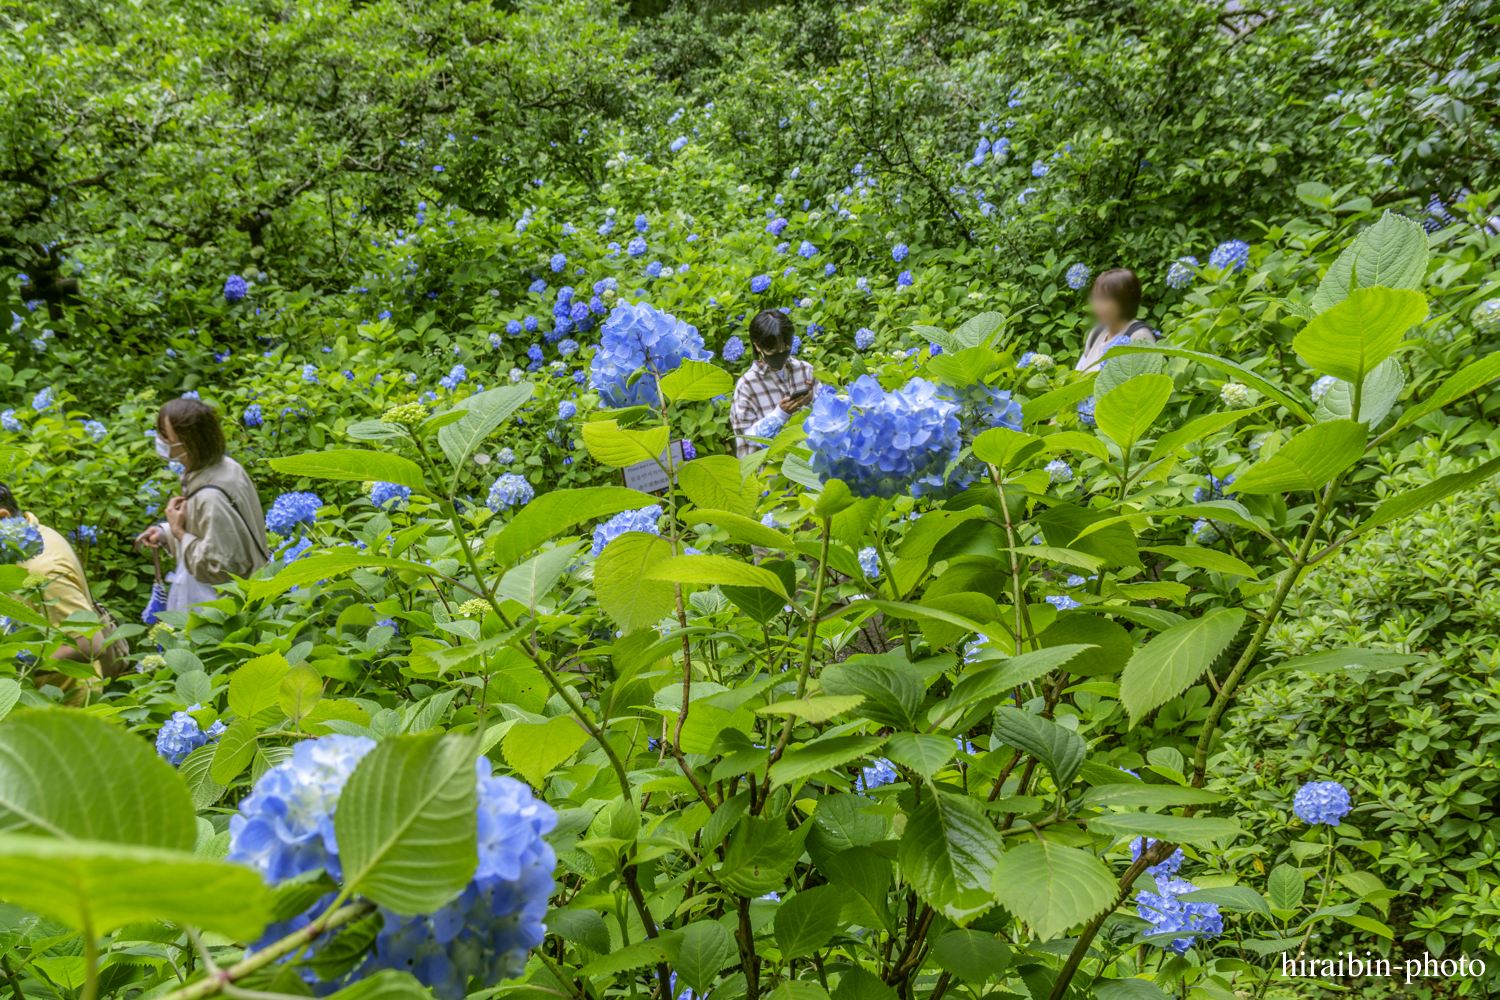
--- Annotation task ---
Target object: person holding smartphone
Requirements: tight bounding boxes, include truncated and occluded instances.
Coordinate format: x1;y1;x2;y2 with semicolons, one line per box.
730;309;818;458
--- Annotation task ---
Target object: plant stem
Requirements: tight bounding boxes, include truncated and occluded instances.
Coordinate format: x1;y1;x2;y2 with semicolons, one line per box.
761;516;831;811
1294;826;1338;962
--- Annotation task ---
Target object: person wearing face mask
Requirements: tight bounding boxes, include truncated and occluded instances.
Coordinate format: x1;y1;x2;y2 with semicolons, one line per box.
729;309;818;458
133;398;270;610
1075;268;1157;372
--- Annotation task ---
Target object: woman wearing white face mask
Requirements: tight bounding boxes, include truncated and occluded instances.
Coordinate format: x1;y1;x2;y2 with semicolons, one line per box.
133;398;270;611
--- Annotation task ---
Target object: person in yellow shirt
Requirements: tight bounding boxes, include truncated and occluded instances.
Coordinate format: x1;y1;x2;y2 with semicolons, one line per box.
0;483;125;682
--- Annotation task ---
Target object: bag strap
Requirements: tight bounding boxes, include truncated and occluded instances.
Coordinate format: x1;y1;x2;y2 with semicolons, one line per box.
151;547;163;587
185;484;272;561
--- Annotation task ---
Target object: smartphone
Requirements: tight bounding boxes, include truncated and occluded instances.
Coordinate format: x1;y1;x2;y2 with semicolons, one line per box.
786;382;818;407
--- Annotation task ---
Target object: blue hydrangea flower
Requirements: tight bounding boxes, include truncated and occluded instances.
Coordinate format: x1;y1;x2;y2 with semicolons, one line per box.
557;401;577;420
1135;877;1223;954
897;270;913;287
1209;240;1250;272
767;217;789;237
749;274;772;294
529;279;548;295
634;214;649;234
1192;474;1237;503
802;376;962;499
155;705;227;767
723;336;745;363
892;244;908;262
487;474;535;512
0;410;19;432
266;492;322;536
1066;263;1090;290
646;261;663;279
587;301;712;408
824;263;837;278
858;547;881;579
224;275;249;303
241;404;263;428
1130;837;1185;878
279;536;314;564
558;339;579;357
854;328;875;351
627;237;647;258
370;482;411;509
31;388;53;412
590;504;661;558
1472;298;1500;335
497;448;515;464
1031;160;1049;178
1166;256;1199;289
1293;780;1352;826
549;253;567;273
860;758;898;792
439;364;468;390
797;240;818;258
1077;396;1096;427
505;319;523;337
670;136;688;152
79;419;106;442
1310;375;1337;401
1046;595;1080;611
0;518;45;564
527;344;544;363
1046;459;1072;483
69;525;99;546
302;364;319;384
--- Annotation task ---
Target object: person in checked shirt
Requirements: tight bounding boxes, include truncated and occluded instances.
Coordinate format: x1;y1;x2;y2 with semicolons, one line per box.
730;309;817;457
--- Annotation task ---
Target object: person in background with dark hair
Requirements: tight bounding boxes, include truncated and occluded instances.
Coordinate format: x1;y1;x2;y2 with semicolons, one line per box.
1076;267;1157;372
133;398;270;610
729;309;818;458
0;483;126;682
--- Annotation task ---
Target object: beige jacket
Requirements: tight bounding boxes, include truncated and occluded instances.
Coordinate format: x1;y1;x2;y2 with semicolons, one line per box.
1075;321;1157;372
159;457;270;585
20;513;94;626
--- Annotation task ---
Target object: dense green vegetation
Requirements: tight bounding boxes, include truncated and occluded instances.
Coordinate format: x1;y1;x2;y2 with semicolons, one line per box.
1;2;1499;1000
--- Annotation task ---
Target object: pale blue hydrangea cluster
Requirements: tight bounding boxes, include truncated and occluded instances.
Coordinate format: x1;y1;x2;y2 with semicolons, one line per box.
1473;299;1500;335
802;376;962;498
943;383;1022;435
722;336;745;362
0;518;44;564
860;758;898;792
155;705;227;766
557;400;577;420
487;474;535;512
1130;837;1185;878
588;301;712;408
0;410;19;432
1046;459;1073;484
1166;256;1199;289
228;738;556;999
244;404;264;428
302;364;319;384
897;270;913;287
31;388;53;412
590;504;661;558
1208;240;1249;272
858;546;881;579
1192;474;1236;503
69;525;99;545
1135;877;1223;954
1077;396;1096;427
1017;352;1054;371
439;364;468;390
891;243;908;262
224;275;249;303
854;328;875;350
1066;263;1090;290
1293;780;1351;826
1310;375;1337;401
750;274;771;294
266;492;323;536
1045;595;1080;611
369;482;411;509
84;420;106;442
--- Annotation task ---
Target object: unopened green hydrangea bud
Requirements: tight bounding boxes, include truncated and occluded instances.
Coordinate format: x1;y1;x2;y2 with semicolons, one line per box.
1220;383;1251;408
384;401;429;425
458;598;490;618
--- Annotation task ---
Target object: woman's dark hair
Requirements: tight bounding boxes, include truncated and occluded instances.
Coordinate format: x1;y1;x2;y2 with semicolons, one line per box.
0;484;18;516
1092;268;1142;320
157;398;225;471
748;309;793;352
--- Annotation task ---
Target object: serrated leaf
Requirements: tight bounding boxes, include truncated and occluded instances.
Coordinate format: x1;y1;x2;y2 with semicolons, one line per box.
1230;421;1366;495
436;384;534;467
1149;407;1265;462
883;733;956;780
228;653;291;720
646;555;789;598
269;451;424;490
209;719;259;785
1177;886;1271;917
769;736;888;787
1094;374;1174;451
1395;350;1500;430
755;695;865;723
1311;212;1429;315
774;884;841;958
678;457;760;518
993;841;1117;941
594;532;677;634
490;487;657;566
660;360;734;402
497;542;583;608
581;420;670;468
674;920;735;993
991;708;1085;789
0;710;195;848
1086;813;1240;844
1314;358;1404;426
1141;545;1258;579
930;928;1012;982
501;716;590;788
180;744;226;810
280;663;323;722
1120;609;1245;724
1022;378;1096;425
335;733;478;915
1107;345;1312;423
578;934;680;978
898;792;1003;924
1352;456;1500;539
1266;864;1304;911
325;971;433;1000
1294;286;1427;385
